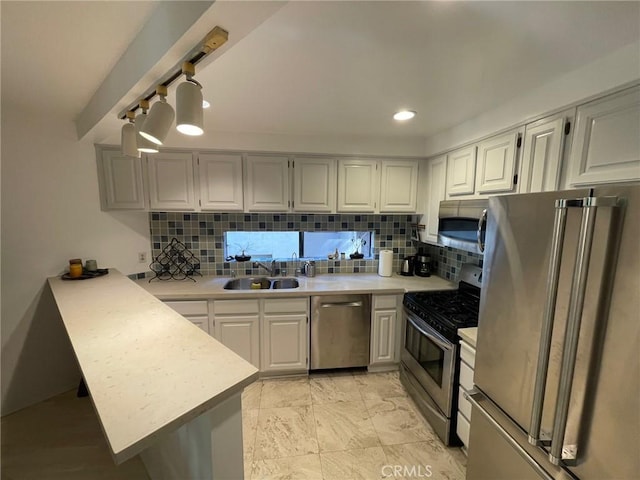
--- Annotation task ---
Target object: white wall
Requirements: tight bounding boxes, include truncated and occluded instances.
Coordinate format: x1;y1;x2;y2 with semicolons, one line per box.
424;41;640;157
1;102;150;415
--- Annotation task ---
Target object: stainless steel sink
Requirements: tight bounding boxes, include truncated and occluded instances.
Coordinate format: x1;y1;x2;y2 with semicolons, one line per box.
223;277;300;290
271;278;300;289
223;277;271;290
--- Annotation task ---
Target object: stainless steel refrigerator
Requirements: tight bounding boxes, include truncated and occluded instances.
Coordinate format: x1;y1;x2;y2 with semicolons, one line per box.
466;185;640;480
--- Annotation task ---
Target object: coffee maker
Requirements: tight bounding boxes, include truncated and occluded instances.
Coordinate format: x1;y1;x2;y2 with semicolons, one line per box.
414;255;431;277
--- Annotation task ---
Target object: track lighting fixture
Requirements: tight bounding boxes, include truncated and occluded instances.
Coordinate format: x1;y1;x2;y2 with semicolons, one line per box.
121;111;138;157
135;100;159;153
139;85;175;145
176;62;204;136
118;26;229;151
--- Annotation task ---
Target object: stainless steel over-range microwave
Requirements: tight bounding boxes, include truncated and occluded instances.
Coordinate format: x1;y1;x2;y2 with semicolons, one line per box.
437;199;488;254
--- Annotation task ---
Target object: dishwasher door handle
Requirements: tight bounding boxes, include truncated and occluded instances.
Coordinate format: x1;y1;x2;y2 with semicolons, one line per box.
320;301;363;308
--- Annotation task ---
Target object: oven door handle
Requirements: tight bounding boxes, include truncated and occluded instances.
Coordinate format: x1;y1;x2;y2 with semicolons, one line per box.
406;313;453;351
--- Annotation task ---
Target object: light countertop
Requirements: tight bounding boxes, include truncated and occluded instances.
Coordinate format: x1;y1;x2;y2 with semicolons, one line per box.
458;327;478;348
135;273;456;300
48;270;258;464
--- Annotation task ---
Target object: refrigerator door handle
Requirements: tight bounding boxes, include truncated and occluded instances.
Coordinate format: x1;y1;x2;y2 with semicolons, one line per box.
529;199;570;446
549;195;619;466
466;390;555;480
477;208;487;253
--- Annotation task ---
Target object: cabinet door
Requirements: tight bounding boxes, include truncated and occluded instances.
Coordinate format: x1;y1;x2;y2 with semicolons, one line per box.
370;309;397;365
520;116;567;193
567;86;640;186
446;146;476;197
244;155;290;212
98;148;146;210
337;159;380;212
261;314;308;372
198;153;243;211
423;155;447;243
215;316;260;369
292;157;336;212
379;160;418;213
147;152;196;211
475;130;520;194
188;315;210;334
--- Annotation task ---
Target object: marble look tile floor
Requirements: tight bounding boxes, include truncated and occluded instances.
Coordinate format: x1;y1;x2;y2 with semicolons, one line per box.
1;371;465;480
242;371;466;480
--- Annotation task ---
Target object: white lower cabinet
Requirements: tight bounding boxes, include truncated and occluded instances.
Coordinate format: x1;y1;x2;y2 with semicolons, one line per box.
163;300;211;334
212;300;260;369
370;294;401;366
261;298;309;373
457;338;476;451
212;297;309;373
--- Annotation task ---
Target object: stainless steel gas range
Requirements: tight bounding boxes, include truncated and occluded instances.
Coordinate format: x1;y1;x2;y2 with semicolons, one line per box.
400;263;482;446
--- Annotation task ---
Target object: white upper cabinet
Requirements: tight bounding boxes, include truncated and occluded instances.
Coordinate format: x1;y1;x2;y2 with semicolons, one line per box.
446;146;477;197
567;86;640;186
147;152;196;211
244;155;290;212
337;159;381;212
198;153;244;211
423;155;447;243
475;129;521;194
97;147;146;210
379;160;419;212
520;114;569;193
292;157;336;212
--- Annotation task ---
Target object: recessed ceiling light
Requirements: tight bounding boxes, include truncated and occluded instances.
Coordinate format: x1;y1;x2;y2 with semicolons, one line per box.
202;100;211;109
393;110;416;121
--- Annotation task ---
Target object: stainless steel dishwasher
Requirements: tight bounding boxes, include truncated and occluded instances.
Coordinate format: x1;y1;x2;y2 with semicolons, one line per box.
310;295;371;369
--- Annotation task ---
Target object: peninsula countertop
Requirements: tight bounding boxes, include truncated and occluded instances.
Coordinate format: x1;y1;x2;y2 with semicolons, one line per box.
47;269;259;464
135;273;456;300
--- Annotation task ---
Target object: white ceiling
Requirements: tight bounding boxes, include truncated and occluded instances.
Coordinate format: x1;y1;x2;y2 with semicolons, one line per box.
2;1;639;143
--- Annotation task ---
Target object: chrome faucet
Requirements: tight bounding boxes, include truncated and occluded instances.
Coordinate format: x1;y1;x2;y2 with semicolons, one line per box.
253;260;276;276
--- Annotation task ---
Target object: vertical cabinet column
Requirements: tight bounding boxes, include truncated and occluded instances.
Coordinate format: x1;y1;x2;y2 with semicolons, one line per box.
370;294;400;367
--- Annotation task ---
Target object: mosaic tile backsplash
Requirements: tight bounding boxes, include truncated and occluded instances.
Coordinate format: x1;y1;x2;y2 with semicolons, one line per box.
148;212;419;277
417;243;483;282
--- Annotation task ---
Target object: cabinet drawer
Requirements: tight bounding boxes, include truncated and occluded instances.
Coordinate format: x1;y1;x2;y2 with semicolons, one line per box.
373;295;396;310
459;360;474;391
460;340;476;368
458;386;472;421
164;300;208;316
214;299;260;315
457;412;470;447
264;298;308;314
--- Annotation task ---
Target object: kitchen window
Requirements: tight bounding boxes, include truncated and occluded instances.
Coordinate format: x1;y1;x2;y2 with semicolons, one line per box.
224;231;373;260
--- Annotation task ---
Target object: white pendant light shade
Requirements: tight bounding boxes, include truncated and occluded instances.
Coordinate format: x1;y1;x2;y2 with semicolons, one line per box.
121;122;138;157
140;97;174;145
176;81;204;136
135;112;159;153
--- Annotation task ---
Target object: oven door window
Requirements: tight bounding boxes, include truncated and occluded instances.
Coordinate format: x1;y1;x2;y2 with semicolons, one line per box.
405;319;445;387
